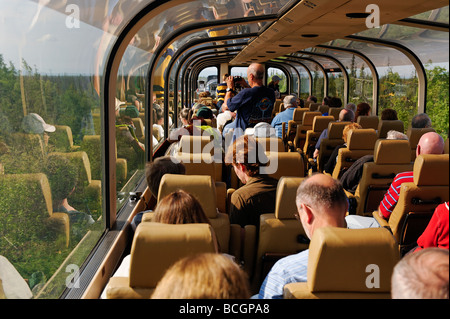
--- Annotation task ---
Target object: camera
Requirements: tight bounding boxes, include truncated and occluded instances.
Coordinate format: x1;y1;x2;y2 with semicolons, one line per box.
233;76;244;90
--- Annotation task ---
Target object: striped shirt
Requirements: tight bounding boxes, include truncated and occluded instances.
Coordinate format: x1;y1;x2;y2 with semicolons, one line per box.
379;171;414;219
258;250;309;299
216;82;227;102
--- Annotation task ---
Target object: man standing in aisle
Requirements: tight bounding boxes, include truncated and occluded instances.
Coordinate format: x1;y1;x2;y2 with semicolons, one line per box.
222;63;276;141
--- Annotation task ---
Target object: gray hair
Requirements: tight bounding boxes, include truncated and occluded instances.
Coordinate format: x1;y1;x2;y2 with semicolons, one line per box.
283;95;298;108
411;113;432;128
386;130;408;140
391;248;449;299
345;103;357;113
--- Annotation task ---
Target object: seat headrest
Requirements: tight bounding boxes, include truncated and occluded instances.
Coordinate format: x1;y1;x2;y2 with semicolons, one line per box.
158;174;217;219
374;139;411;164
327;122;350;139
357;116;379;130
256;137;285;153
173;153;216;181
293;108;309;121
347;129;377;150
265;152;305;179
302;112;322;125
275;177;304;219
129;222;217;288
413;154;449;186
406;127;435;149
307;227;399;293
0;173;52;218
179;135;213;154
377;120;404;138
48;151;92;184
312;116;334;132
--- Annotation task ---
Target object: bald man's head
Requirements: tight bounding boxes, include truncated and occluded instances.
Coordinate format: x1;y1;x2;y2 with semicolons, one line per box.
417;132;445;156
248;63;265;82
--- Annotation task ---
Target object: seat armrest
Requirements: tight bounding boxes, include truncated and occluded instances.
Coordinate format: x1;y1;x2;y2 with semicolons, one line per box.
105;277;154;299
372;211;389;228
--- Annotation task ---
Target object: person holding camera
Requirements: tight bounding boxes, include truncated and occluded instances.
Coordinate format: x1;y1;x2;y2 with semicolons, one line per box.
222;63;276;141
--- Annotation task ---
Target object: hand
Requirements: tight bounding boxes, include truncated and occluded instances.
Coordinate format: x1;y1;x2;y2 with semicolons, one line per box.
226;76;234;90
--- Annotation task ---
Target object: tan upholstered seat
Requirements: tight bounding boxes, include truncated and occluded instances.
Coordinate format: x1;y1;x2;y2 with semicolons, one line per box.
255;177;308;290
332;129;377;179
156;174;232;254
303;116;334;159
265;151;305;180
178;135;214;155
131;118;145;144
354;139;413;216
377;120;404;139
48;152;102;218
406;127;435;161
328;107;343;121
256;137;285;153
293;111;321;150
48;125;80;153
316;121;350;173
444;138;449;154
173;152;222;182
0;173;70;249
284;227;399;299
308;103;320;112
80;135;127;185
373;154;449;254
104;222;217;299
285;108;309;145
318;105;329;115
357;115;379;130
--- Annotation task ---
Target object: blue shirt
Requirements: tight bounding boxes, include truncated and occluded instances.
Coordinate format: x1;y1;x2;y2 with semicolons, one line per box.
227;86;275;134
271;107;295;139
258;249;309;299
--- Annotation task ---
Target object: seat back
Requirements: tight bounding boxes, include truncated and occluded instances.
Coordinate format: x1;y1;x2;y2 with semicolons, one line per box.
377;120;404;138
105;223;217;298
6;133;45;173
284;227;399;299
316;121;350;172
0;173;69;252
265;151;305;180
293;108;309;123
131;118;145;143
256;137;285;153
255;177;307;287
48;125;78;152
356;139;413;216
157;174;230;253
332;129;377;179
308;103;320;111
178;135;213;155
406;127;435;161
173;152;221;182
328;107;343;121
357;115;379;130
388;154;449;251
318;105;329;115
48;151;102;218
303;116;334;158
294;112;321;149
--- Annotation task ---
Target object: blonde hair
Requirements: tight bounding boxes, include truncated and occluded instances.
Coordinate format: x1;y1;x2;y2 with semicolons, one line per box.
151;253;251;299
342;123;362;143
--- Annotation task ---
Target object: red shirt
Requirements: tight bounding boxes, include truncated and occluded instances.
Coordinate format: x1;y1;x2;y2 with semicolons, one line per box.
416;202;449;251
379;171;414;219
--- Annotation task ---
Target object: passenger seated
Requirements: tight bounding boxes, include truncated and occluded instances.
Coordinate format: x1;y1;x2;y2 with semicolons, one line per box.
151;253;251;299
340;130;408;194
258;174;350;299
411;113;432;129
391;248;449;299
131;156;186;231
312;108;354;159
323;123;362;174
378;132;445;220
270;95;298;139
380;108;398;121
414;202;449;252
45;155;95;243
225;135;278;228
354;102;371;123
